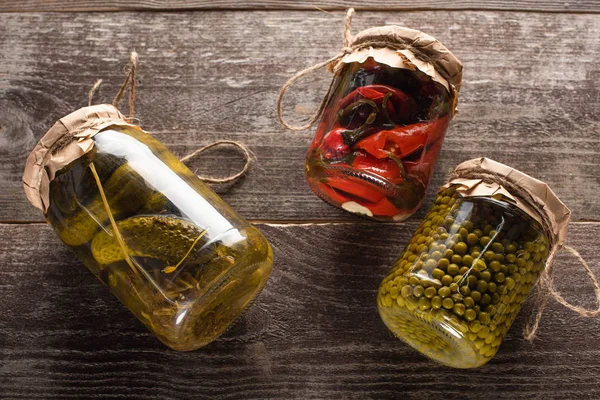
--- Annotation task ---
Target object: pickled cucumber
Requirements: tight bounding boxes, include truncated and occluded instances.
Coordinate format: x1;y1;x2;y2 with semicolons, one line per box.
378;185;549;368
55;163;153;246
91;215;210;265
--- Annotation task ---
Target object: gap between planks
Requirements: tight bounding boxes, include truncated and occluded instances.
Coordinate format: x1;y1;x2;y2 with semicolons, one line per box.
0;220;598;226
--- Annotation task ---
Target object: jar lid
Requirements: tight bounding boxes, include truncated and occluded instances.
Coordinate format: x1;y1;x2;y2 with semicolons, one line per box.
443;157;571;247
341;26;463;116
22;104;139;213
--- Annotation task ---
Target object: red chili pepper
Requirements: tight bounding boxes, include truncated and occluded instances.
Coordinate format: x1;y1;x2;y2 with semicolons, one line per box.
351;151;404;184
321;128;351;159
324;176;385;203
355;115;449;160
339;84;417;124
317;181;401;217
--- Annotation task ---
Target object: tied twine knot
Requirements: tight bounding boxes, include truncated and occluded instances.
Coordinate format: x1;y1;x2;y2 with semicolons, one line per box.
276;8;355;131
448;167;600;340
89;51;253;185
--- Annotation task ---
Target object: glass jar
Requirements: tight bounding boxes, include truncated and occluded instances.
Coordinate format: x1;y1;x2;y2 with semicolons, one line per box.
24;105;273;351
377;184;550;367
303;27;462;221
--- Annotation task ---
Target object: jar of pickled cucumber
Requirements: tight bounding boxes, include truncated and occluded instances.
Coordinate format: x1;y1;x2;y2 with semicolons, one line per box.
23;104;273;351
377;158;571;368
299;25;463;221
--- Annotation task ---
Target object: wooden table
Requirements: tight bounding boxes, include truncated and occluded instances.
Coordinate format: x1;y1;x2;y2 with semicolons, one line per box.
1;1;599;398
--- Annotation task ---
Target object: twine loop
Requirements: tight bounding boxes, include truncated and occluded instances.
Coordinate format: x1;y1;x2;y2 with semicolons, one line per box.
276;8;355;131
180;140;253;184
448;166;600;340
89;52;252;184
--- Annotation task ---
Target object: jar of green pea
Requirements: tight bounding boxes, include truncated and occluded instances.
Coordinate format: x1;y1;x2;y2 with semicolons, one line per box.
377;158;570;368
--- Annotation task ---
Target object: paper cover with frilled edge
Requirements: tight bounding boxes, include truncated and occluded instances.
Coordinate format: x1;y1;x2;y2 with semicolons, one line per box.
22;104;143;213
338;25;463;116
441;157;571;246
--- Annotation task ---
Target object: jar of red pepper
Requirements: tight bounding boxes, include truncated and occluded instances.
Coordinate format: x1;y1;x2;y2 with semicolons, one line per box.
281;15;463;220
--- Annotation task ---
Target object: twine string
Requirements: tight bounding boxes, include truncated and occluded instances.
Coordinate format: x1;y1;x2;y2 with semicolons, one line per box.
88;53;252;184
276;8;355;131
113;51;138;122
524;245;600;340
448;167;600;340
88;79;103;107
180;140;253;184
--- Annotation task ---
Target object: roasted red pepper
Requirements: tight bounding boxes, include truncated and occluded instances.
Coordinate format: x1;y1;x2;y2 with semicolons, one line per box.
355;115;449;160
351;152;404;184
321;128;351;159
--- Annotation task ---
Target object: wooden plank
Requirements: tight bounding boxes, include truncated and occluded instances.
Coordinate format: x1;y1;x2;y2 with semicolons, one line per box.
1;0;600;13
1;221;599;398
0;11;599;223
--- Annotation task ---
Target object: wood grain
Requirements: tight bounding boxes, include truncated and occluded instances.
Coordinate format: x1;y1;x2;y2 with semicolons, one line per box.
0;10;599;224
1;221;599;399
1;0;600;13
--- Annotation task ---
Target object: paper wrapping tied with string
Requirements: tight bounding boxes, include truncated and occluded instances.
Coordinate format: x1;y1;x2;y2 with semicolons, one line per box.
441;157;571;248
276;8;464;131
22;104;142;212
338;26;464;116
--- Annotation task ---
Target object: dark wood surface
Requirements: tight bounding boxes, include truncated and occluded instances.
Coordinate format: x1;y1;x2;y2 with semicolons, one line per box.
0;10;599;222
2;0;600;12
2;222;600;399
1;2;600;399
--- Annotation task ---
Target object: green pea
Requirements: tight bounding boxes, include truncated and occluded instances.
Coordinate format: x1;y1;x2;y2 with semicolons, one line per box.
481;294;492;305
439;287;451;298
438;258;450;270
471;291;482;302
462;255;474;266
480;270;492;282
505;277;516;290
470;321;482;333
478;312;490;324
487;282;497;293
459;266;470;275
431;296;442;309
424;259;437;270
453;303;466;316
447;264;460;276
473;229;483;238
443;249;454;260
464;297;475;308
413;285;425;298
473;259;487;272
492;242;504;253
489;260;501;272
418;297;431;310
441;275;453;286
495;272;506;283
467;275;478;287
484;250;496;261
449;282;459;293
460;285;471;296
465;309;477;321
477;326;490;338
455;242;468;255
409;276;420;285
480;236;491;246
432;268;445;279
442;298;454;309
476;280;488;292
467;233;479;245
424;286;437;299
451;254;463;264
506;244;517;254
401;285;413;298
